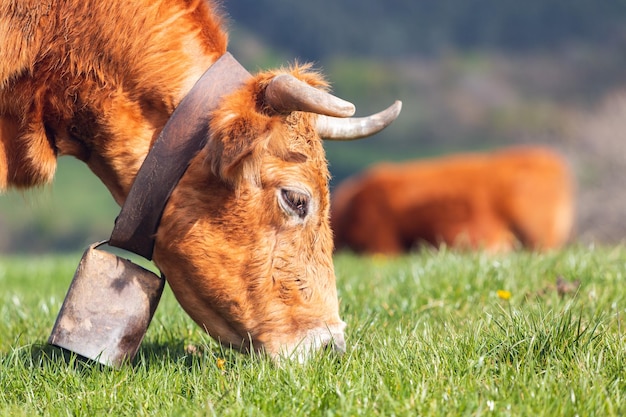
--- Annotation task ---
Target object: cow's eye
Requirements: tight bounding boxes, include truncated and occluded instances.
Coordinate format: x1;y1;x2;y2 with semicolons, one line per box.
280;188;309;219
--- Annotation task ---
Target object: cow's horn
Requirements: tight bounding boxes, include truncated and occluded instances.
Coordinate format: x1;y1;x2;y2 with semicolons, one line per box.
265;74;356;117
316;100;402;140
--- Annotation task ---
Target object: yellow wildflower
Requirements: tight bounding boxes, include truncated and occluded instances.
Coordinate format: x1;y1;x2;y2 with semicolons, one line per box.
496;289;512;300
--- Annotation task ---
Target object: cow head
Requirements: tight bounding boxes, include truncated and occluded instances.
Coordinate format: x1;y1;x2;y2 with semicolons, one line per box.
153;66;400;361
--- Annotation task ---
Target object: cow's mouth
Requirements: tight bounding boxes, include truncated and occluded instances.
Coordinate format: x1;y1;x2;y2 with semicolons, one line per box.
269;321;347;363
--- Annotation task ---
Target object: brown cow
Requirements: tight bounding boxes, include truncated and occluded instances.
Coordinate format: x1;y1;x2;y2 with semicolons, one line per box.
0;0;401;361
331;146;574;255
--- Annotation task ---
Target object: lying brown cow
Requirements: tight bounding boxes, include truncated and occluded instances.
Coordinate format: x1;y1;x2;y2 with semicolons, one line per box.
0;0;401;360
331;146;574;254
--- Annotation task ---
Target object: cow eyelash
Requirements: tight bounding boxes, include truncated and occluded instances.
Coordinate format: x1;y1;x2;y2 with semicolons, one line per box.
280;188;309;219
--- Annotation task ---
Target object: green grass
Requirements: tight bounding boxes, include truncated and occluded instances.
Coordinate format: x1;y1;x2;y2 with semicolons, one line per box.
1;245;625;416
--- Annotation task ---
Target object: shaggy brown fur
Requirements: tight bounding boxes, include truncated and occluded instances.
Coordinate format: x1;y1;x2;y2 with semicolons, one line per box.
1;0;227;196
331;146;574;255
1;0;346;360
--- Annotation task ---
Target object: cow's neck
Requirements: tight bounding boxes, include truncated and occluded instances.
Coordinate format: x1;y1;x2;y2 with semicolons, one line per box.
108;53;252;259
72;58;218;206
55;10;226;205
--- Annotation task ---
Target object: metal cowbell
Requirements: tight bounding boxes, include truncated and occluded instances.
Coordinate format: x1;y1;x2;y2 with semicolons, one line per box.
48;242;164;367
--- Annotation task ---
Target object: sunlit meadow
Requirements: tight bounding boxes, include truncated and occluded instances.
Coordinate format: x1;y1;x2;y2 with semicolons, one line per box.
1;245;624;416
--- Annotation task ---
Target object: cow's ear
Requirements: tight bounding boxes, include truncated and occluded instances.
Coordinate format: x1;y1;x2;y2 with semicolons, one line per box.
206;113;273;188
205;73;283;187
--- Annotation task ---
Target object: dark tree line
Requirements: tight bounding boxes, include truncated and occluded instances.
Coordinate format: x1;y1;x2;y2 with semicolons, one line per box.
225;0;626;60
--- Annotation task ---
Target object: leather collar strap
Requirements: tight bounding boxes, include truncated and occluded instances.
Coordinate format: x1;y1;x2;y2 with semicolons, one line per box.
109;52;251;260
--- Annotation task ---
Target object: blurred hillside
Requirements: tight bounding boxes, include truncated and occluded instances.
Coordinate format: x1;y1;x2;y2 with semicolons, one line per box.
1;0;625;252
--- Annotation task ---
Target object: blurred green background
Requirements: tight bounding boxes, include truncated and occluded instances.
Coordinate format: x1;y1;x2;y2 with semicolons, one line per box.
2;0;625;252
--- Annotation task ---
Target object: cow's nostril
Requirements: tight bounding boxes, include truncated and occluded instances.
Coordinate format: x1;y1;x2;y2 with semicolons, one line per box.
326;333;346;355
